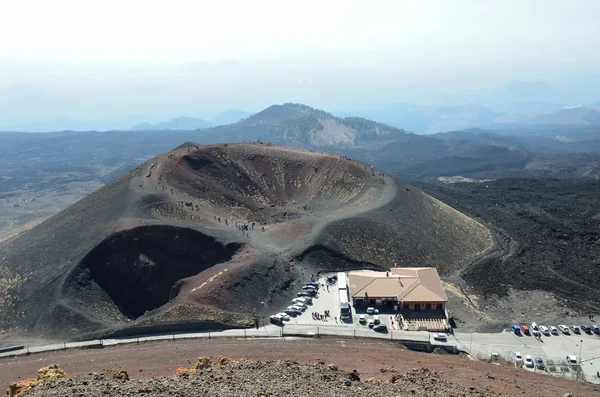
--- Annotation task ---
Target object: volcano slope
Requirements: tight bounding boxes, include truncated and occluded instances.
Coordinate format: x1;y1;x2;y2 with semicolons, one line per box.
0;143;492;341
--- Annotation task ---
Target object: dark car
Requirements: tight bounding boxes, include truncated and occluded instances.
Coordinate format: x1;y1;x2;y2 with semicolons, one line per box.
581;325;591;334
373;324;388;332
535;357;545;370
306;281;319;287
297;291;313;297
284;308;299;316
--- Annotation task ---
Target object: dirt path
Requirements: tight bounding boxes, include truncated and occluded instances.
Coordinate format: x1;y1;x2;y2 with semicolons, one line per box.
1;338;597;396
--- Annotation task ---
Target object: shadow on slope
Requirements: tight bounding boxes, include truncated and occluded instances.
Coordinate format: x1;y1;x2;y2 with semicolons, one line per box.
66;226;241;320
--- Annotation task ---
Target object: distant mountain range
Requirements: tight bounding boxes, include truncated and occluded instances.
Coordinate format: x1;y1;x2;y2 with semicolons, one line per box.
131;110;253;131
3;94;600;135
230;103;408;147
336;104;504;134
337;101;600;133
123;102;600;149
131;116;213;131
495;106;600;125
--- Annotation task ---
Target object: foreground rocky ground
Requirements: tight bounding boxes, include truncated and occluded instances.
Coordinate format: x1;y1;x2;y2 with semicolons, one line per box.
2;339;598;396
15;358;500;397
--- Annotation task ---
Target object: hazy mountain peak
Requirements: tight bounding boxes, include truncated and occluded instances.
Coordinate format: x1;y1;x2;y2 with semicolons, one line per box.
131;117;212;131
212;109;251;126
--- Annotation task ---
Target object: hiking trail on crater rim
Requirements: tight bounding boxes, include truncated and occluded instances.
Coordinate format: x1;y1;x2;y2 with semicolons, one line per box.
0;143;492;341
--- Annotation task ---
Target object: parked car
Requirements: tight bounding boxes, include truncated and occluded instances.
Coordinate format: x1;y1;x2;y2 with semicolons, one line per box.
521;325;530;335
558;325;570;334
511;325;521;335
433;333;447;341
581;325;591;334
549;326;559;335
514;352;523;363
302;285;317;291
297;291;312;297
571;325;581;334
306;281;319;287
373;315;381;325
530;322;541;336
535;357;545;370
297;297;312;304
286;305;302;313
524;355;534;368
270;315;284;324
284;308;299;317
358;314;366;324
592;325;600;334
373;324;387;332
566;355;578;365
276;313;290;321
366;307;376;315
292;303;307;311
368;319;375;328
539;325;550;336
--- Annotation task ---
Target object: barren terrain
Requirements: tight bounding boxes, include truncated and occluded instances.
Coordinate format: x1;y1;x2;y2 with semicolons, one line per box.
0;143;491;341
3;338;598;396
417;179;600;330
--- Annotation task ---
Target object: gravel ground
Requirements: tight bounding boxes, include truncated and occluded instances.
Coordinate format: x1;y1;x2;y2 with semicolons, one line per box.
2;339;598;396
19;358;500;397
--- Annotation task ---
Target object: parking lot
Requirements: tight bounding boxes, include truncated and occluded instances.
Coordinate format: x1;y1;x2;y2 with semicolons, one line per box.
276;274;398;335
453;327;600;382
271;273;600;384
283;275;342;326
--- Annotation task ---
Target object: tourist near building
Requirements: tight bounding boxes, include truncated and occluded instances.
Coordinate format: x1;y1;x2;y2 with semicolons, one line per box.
348;267;448;313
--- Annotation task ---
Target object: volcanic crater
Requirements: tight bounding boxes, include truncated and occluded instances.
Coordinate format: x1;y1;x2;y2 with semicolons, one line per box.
0;143;493;340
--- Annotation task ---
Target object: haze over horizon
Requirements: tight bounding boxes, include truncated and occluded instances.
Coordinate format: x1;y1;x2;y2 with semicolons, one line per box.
1;0;600;131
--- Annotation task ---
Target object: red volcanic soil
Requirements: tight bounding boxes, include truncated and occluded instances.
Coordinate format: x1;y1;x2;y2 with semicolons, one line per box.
1;338;597;396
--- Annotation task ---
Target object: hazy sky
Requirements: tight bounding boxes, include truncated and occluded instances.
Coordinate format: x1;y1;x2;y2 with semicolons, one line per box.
1;0;600;127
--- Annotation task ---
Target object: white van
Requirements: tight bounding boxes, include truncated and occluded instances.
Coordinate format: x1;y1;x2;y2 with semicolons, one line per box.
566;355;578;365
530;322;541;336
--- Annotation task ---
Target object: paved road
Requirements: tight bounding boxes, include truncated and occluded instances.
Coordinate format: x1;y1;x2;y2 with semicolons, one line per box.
2;322;600;383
